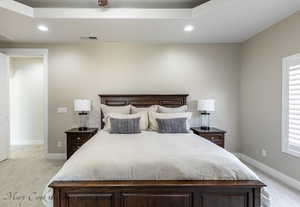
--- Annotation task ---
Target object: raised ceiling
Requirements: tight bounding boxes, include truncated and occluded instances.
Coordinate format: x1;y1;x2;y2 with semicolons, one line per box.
14;0;208;8
0;0;300;44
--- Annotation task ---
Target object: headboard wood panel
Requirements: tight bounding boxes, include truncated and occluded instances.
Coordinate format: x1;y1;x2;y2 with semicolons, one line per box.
99;94;188;129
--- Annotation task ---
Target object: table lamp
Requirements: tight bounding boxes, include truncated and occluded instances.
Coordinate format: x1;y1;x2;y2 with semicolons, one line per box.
74;99;91;131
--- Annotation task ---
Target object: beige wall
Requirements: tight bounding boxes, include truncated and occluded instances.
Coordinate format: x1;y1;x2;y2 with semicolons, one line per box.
2;43;241;153
240;12;300;181
9;57;44;145
2;11;300;181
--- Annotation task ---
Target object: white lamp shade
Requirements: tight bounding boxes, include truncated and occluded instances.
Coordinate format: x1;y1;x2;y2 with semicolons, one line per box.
74;99;91;112
197;99;215;112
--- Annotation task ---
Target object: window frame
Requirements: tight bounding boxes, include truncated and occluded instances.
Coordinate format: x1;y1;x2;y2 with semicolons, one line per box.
282;54;300;158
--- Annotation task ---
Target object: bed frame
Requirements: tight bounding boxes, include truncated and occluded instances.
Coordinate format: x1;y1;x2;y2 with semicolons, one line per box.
49;94;265;207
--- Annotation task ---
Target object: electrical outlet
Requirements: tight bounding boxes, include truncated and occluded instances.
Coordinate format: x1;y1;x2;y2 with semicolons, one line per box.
57;141;63;148
262;149;267;157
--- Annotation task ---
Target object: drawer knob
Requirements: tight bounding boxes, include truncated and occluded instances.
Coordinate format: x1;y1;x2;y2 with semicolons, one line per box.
211;137;216;141
77;137;81;141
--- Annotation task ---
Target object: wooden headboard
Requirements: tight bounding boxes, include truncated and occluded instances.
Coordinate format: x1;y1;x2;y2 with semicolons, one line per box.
99;94;188;129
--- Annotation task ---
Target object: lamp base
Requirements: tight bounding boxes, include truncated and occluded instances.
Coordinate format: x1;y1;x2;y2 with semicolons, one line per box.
200;112;210;131
200;126;210;131
78;127;88;131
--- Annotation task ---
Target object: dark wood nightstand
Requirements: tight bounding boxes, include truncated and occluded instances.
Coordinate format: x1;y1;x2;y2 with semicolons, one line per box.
65;128;98;159
191;127;226;148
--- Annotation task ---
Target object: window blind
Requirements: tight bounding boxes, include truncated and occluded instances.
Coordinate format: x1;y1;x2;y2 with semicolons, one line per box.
288;64;300;148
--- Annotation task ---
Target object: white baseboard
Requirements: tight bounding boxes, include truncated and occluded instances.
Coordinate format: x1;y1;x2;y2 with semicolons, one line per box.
46;153;66;160
11;140;44;145
236;153;300;192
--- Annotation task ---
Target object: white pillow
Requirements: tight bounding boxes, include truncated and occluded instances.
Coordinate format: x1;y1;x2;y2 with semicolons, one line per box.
131;105;158;114
149;112;192;131
158;105;188;113
104;111;149;131
101;104;131;117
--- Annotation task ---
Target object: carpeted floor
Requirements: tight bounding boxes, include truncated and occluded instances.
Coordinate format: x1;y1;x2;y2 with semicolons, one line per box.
247;166;300;207
0;145;64;207
0;145;300;207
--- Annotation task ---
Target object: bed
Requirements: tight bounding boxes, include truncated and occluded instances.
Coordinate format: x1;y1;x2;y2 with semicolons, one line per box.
45;94;268;207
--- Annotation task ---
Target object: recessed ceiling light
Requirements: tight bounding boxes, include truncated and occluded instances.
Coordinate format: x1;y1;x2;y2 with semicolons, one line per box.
184;25;194;32
38;25;48;32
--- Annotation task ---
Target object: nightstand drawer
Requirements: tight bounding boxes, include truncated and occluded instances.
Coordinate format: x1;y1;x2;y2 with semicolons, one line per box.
71;144;82;153
191;127;226;149
201;133;223;142
213;141;224;148
68;134;90;144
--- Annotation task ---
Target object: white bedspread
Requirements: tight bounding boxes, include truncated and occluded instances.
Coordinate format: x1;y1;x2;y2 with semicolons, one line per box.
43;131;270;207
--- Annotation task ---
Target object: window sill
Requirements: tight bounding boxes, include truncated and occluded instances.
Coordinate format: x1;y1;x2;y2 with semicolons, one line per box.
282;146;300;158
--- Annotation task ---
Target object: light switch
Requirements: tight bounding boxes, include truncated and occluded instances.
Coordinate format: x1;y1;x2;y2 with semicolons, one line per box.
57;107;68;113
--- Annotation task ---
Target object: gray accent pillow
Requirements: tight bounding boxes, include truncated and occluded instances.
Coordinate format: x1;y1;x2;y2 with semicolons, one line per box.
156;118;188;133
110;117;141;134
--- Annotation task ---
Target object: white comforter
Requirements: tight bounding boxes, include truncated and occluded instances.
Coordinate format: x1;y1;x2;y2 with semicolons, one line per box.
43;131;270;207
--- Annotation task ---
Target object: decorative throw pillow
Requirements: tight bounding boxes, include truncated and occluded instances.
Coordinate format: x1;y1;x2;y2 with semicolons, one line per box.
156;118;188;133
158;105;188;113
131;105;158;114
149;112;192;131
101;104;131;128
104;111;148;131
110;117;141;134
101;104;131;117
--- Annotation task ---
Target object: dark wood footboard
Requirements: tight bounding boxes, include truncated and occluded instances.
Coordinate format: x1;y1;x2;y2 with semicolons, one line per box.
49;180;265;207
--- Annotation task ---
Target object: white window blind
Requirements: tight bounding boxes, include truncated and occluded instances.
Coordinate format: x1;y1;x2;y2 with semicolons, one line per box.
282;54;300;157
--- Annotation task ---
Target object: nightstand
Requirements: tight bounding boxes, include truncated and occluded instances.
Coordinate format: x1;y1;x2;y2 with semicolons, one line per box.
191;127;226;148
65;128;98;159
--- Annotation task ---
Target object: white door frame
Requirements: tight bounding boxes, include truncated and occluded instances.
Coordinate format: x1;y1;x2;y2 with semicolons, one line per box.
0;48;48;156
0;52;10;161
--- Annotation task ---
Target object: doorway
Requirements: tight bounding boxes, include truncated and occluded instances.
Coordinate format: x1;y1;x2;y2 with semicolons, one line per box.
9;57;44;157
0;49;48;160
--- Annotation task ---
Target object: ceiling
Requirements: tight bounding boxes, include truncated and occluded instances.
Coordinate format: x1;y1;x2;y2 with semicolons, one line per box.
14;0;207;8
0;0;300;44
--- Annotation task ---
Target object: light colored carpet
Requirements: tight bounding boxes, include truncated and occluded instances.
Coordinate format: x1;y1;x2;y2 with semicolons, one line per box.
0;145;64;207
0;145;299;207
248;165;300;207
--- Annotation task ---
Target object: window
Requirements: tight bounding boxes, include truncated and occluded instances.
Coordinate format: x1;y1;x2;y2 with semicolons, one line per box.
282;54;300;157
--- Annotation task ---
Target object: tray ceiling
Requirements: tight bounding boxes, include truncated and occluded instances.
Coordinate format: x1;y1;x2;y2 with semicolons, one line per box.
0;0;300;44
14;0;208;8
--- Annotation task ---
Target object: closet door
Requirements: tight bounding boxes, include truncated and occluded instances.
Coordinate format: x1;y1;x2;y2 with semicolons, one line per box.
0;52;10;162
